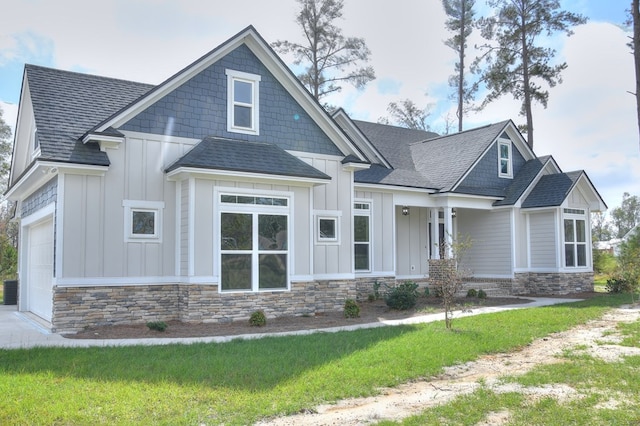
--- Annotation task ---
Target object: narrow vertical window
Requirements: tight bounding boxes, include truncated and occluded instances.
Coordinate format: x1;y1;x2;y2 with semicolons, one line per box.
226;69;261;135
564;212;587;268
498;140;512;178
354;202;371;272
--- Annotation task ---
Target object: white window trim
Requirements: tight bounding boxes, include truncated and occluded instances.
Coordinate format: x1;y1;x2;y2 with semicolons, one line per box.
562;210;589;269
123;200;164;243
498;139;513;178
216;188;293;293
315;210;341;244
354;200;372;273
226;69;261;135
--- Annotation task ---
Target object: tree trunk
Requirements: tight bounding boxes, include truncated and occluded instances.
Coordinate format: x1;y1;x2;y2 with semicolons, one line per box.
521;10;534;149
457;3;465;133
634;0;640;148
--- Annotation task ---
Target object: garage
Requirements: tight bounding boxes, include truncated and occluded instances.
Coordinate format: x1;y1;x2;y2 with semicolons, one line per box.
26;218;54;322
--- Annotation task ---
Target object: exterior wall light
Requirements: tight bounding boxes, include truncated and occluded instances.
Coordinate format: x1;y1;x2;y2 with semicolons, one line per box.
402;206;410;216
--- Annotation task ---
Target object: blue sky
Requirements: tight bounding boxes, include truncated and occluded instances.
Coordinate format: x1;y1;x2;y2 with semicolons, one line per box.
0;0;637;212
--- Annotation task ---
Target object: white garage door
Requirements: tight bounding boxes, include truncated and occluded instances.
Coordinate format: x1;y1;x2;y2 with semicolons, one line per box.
27;218;54;322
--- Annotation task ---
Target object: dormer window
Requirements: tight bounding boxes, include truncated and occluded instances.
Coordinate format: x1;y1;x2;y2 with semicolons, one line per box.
498;140;512;178
226;69;260;135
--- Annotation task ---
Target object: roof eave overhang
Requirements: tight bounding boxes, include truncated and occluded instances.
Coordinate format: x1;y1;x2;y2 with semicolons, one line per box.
166;166;330;186
342;162;371;172
5;160;108;201
82;133;125;151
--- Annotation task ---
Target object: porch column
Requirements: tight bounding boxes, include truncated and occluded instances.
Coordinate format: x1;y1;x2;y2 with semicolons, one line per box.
430;208;440;259
444;207;454;258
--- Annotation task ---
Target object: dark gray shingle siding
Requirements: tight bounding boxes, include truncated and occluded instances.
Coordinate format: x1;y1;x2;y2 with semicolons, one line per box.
121;45;342;156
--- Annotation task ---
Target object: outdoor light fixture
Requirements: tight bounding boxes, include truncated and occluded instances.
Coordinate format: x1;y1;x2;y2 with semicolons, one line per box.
402;206;410;216
452;208;457;218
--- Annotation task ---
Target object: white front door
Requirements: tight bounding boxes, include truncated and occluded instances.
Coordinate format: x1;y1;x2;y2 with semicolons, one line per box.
27;218;54;321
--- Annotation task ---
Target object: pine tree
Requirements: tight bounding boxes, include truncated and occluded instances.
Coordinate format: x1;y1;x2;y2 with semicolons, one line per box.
443;0;476;132
271;0;375;103
475;0;586;149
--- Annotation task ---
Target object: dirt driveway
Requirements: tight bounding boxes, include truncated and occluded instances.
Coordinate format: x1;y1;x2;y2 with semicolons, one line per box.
257;305;640;426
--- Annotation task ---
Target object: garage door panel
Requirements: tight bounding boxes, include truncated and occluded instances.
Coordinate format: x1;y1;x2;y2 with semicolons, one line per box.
27;218;54;322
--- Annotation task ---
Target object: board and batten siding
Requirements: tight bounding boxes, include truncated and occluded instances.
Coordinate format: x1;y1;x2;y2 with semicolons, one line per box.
354;190;396;275
529;211;557;269
456;209;512;277
395;206;429;277
61;134;187;280
308;156;353;276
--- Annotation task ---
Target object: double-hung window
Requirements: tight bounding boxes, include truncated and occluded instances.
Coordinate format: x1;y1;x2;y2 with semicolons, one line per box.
219;194;289;292
226;69;260;135
563;209;587;268
354;202;371;272
498;140;512;178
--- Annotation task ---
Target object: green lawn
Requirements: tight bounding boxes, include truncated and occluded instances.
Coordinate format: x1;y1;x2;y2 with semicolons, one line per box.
0;293;632;425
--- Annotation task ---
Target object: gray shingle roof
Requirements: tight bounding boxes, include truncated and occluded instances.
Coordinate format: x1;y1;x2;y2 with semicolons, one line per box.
355;164;436;189
165;136;331;180
411;120;511;192
25;64;153;165
522;171;583;208
351;120;438;170
493;156;551;206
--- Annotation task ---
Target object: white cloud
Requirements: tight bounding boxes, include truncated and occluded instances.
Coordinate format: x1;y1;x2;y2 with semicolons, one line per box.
0;0;637;210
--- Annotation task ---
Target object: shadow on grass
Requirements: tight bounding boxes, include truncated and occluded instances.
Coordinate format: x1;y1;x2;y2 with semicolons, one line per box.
0;293;630;393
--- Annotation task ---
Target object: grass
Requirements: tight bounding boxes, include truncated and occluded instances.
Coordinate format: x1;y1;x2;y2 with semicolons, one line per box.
380;293;640;426
0;293;632;425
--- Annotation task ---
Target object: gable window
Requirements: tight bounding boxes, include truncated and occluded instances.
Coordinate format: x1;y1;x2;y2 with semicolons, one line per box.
123;200;164;242
498;140;512;178
564;209;587;268
226;69;260;135
354;201;371;272
219;192;289;292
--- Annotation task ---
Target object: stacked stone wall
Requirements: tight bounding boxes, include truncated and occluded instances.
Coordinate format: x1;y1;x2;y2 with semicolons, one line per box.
514;272;594;295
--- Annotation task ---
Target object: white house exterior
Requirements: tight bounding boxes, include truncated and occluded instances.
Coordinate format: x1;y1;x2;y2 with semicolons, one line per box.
7;27;606;332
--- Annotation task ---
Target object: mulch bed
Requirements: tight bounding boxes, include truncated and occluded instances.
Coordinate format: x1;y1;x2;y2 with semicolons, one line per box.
64;295;546;340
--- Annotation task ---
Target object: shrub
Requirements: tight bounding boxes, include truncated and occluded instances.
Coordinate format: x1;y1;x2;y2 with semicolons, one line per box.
146;321;167;332
606;276;632;294
477;289;487;299
385;281;419;310
249;310;267;327
343;299;360;318
423;286;430;298
466;288;478;298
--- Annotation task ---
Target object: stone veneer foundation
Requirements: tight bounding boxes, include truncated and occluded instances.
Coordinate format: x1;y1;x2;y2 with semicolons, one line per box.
51;272;594;332
53;280;358;333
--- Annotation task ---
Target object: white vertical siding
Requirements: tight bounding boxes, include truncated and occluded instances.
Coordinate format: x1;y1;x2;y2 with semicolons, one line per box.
456;209;512;276
529;211;557;269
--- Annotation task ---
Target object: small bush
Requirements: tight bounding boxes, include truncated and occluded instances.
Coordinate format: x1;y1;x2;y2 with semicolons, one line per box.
606;276;632;294
466;288;478;298
344;299;360;318
146;321;167;332
385;281;419;310
423;287;430;298
477;289;487;299
249;310;267;327
367;293;376;302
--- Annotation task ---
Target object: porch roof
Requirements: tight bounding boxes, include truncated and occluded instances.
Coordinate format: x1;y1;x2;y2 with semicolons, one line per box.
165;136;331;180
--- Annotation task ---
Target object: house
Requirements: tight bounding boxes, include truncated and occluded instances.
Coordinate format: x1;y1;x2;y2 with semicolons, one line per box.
6;26;607;332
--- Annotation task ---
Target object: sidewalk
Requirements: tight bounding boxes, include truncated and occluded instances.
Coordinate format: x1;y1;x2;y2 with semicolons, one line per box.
0;297;581;350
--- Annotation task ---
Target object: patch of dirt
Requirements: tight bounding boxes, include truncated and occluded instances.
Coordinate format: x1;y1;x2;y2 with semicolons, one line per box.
256;303;640;426
66;296;534;340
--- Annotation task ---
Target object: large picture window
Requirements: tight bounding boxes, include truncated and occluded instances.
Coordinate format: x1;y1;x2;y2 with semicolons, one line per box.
564;211;587;268
226;69;261;135
219;193;288;292
354;202;371;272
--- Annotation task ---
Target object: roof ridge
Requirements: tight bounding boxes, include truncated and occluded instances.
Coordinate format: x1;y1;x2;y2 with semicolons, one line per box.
413;120;511;145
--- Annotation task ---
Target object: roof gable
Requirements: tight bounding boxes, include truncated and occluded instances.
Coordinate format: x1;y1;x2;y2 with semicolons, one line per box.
96;25;365;160
522;171;584;208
